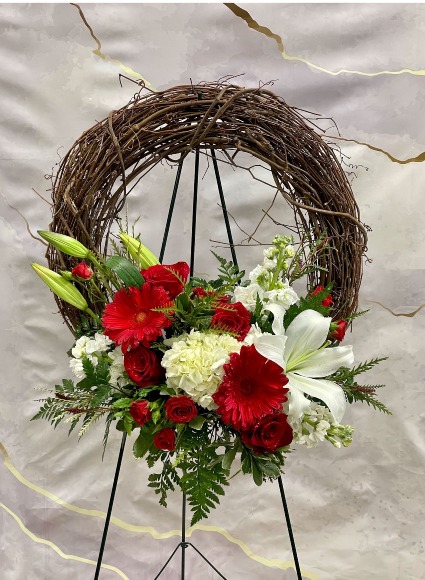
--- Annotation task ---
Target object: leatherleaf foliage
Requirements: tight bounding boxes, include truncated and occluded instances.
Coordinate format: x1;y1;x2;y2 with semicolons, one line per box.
144;423;230;525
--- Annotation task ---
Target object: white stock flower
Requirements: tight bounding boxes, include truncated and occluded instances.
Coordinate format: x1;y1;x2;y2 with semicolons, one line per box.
85;332;113;355
70;333;111;381
263;257;277;271
161;330;241;409
233;283;264;312
264;282;299;310
249;265;268;283
71;336;90;359
263;247;277;259
109;348;128;387
288;402;332;448
69;353;98;380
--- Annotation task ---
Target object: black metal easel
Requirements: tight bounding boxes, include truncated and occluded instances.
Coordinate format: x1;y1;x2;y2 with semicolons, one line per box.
94;146;303;580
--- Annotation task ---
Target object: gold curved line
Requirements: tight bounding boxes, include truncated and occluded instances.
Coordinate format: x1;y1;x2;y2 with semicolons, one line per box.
191;524;320;578
0;502;129;579
225;3;425;78
70;3;156;91
326;135;425;165
1;442;319;578
366;300;425;318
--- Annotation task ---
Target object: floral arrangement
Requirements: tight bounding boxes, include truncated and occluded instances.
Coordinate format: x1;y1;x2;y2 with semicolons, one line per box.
32;231;389;524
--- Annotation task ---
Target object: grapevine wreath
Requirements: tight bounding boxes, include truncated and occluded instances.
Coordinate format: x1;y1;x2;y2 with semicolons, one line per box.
33;81;388;524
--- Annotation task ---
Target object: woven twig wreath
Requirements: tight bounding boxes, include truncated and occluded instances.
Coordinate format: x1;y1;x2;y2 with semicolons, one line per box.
47;81;368;333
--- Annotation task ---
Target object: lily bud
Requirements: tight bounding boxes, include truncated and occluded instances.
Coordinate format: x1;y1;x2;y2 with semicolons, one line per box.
32;263;88;311
119;232;159;269
38;231;90;259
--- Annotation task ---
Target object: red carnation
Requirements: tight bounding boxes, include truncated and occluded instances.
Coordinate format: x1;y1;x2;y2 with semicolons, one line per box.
241;413;293;454
102;283;172;352
211;302;251;341
330;320;347;342
312;285;333;307
142;262;190;299
130;400;152;426
165;396;198;423
153;428;176;451
124;344;165;387
72;262;92;280
212;345;289;431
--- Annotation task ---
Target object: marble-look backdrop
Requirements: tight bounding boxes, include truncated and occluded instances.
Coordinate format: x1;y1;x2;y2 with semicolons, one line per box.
1;4;424;579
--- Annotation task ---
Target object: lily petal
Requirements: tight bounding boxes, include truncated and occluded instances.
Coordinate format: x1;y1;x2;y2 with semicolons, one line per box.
295;345;354;378
285;309;331;367
287;372;346;423
263;302;286;335
287;386;312;419
253;334;287;368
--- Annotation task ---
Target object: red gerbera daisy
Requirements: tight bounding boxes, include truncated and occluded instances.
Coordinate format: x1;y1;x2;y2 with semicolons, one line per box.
212;344;289;431
102;283;172;351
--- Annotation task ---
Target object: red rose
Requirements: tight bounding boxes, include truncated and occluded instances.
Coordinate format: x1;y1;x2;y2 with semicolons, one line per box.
191;286;208;298
241;413;293;454
142;262;190;299
165;396;198;423
124;344;165;387
330;320;347;342
72;262;92;280
312;285;333;307
191;287;231;305
211;302;251;341
153;428;176;451
130;400;152;426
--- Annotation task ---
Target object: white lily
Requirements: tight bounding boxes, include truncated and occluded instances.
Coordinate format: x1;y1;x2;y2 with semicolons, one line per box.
254;309;354;423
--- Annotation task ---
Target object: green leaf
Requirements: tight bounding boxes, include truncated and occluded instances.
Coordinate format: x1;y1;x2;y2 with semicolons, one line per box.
123;414;133;436
189;416;206;430
256;460;281;478
252;460;263;486
222;446;238;471
105;255;145;288
133;428;154;458
152;410;161;424
112;398;133;409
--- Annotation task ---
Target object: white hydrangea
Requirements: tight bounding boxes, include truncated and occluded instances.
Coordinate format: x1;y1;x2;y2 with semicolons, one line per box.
233;283;264;312
161;330;241;409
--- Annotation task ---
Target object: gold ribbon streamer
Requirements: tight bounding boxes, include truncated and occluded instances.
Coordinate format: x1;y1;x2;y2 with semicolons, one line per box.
0;502;129;579
1;442;319;578
366;300;425;318
225;3;425;77
325;135;425;165
70;3;156;91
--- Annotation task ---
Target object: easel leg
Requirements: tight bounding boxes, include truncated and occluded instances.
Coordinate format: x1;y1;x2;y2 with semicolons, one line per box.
94;432;127;579
278;476;302;579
